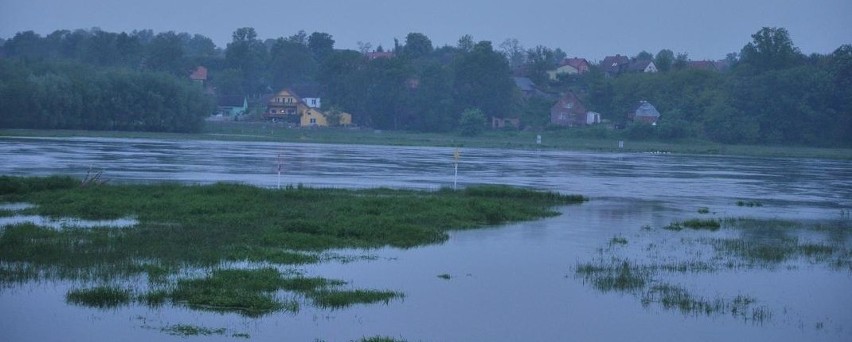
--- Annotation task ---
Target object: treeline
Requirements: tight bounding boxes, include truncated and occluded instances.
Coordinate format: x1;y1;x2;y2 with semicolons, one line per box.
1;27;850;146
532;28;851;146
0;59;213;132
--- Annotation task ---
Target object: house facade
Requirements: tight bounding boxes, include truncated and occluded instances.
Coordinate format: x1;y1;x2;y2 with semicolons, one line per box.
265;89;351;127
550;92;589;127
547;64;579;80
563;58;591;74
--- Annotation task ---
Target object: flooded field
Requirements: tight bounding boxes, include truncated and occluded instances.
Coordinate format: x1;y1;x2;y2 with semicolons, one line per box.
1;136;851;341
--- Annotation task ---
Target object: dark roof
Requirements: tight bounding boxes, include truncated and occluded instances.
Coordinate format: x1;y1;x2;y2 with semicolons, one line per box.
217;95;245;107
687;60;718;71
627;60;655;72
601;54;629;73
513;77;537;92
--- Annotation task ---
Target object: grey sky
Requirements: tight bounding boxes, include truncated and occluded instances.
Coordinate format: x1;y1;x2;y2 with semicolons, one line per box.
1;0;850;61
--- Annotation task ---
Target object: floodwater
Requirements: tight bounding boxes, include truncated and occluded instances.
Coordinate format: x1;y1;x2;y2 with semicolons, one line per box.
0;136;851;341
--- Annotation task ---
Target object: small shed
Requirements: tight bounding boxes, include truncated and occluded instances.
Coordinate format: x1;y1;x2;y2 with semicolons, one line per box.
629;101;660;124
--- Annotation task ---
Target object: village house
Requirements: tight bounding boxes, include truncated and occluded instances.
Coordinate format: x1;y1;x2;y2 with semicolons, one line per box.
189;66;207;86
628;100;661;124
550;92;599;127
546;63;578;81
563;58;591;74
264;89;351;127
627;60;658;73
601;54;630;76
216;95;247;117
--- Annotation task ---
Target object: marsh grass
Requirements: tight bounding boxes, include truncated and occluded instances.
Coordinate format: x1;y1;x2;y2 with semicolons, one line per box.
0;176;580;315
357;337;408;342
736;200;764;207
66;285;131;308
697;207;710;214
309;289;403;309
437;274;452;280
578;217;851;323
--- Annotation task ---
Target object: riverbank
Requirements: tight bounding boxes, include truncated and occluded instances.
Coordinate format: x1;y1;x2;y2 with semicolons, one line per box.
3;121;851;160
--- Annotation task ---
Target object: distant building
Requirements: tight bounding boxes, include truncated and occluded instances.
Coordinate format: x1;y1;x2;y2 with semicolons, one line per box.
547;63;579;80
601;54;630;76
627;60;658;73
550;92;589;127
687;60;718;71
189;66;207;86
264;89;350;127
563;58;591;74
628;100;661;124
216;95;247;116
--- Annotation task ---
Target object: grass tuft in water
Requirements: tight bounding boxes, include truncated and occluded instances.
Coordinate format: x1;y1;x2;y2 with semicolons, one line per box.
697;207;710;214
664;219;721;231
437;274;452;280
609;235;628;246
66;285;131;308
160;324;227;337
309;289;404;309
357;337;408;342
736;200;763;207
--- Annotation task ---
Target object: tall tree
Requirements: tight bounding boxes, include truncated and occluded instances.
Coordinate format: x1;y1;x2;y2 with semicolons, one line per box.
225;27;268;94
739;27;803;73
402;33;433;59
454;41;513;120
308;32;335;61
499;38;526;70
654;49;674;72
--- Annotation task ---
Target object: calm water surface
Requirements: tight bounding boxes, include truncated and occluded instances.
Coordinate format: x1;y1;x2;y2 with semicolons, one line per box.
1;136;850;341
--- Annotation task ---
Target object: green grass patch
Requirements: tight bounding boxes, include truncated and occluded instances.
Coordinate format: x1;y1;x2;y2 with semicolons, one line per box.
0;176;582;314
66;285;131;308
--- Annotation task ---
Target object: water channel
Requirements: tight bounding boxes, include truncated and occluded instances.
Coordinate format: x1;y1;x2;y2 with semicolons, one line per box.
0;136;850;341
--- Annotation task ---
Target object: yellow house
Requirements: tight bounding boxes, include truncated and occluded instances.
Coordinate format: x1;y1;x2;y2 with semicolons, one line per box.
300;107;352;127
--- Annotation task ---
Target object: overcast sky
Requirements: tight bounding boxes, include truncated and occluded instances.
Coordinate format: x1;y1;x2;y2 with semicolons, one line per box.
1;0;850;61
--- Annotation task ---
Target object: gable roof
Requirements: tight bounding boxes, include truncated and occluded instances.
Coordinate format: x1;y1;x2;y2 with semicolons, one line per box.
632;100;660;118
601;54;629;73
551;92;587;115
627;60;655;72
562;58;590;70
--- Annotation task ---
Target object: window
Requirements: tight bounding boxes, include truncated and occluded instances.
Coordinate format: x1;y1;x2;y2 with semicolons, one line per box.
310;118;317;124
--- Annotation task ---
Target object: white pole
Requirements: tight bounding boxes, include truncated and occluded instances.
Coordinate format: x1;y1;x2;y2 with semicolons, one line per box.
453;148;460;190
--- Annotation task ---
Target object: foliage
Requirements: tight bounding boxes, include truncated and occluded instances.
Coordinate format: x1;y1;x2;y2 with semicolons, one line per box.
0;59;213;132
458;108;486;136
0;26;848;146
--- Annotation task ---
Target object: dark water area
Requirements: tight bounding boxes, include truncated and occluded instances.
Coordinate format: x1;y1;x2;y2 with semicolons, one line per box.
1;136;851;341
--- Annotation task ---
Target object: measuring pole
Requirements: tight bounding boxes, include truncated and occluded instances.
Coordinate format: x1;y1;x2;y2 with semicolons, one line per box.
453;148;460;190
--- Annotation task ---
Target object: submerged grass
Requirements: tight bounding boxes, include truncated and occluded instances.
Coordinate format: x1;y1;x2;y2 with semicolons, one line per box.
66;285;131;308
1;176;579;317
577;216;851;323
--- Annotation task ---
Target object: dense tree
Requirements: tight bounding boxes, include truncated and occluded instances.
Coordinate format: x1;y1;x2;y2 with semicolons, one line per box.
402;33;433;59
654;49;674;72
454;41;514;120
307;32;335;62
499;38;526;70
458;108;486;136
225;27;268;94
739;27;803;73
